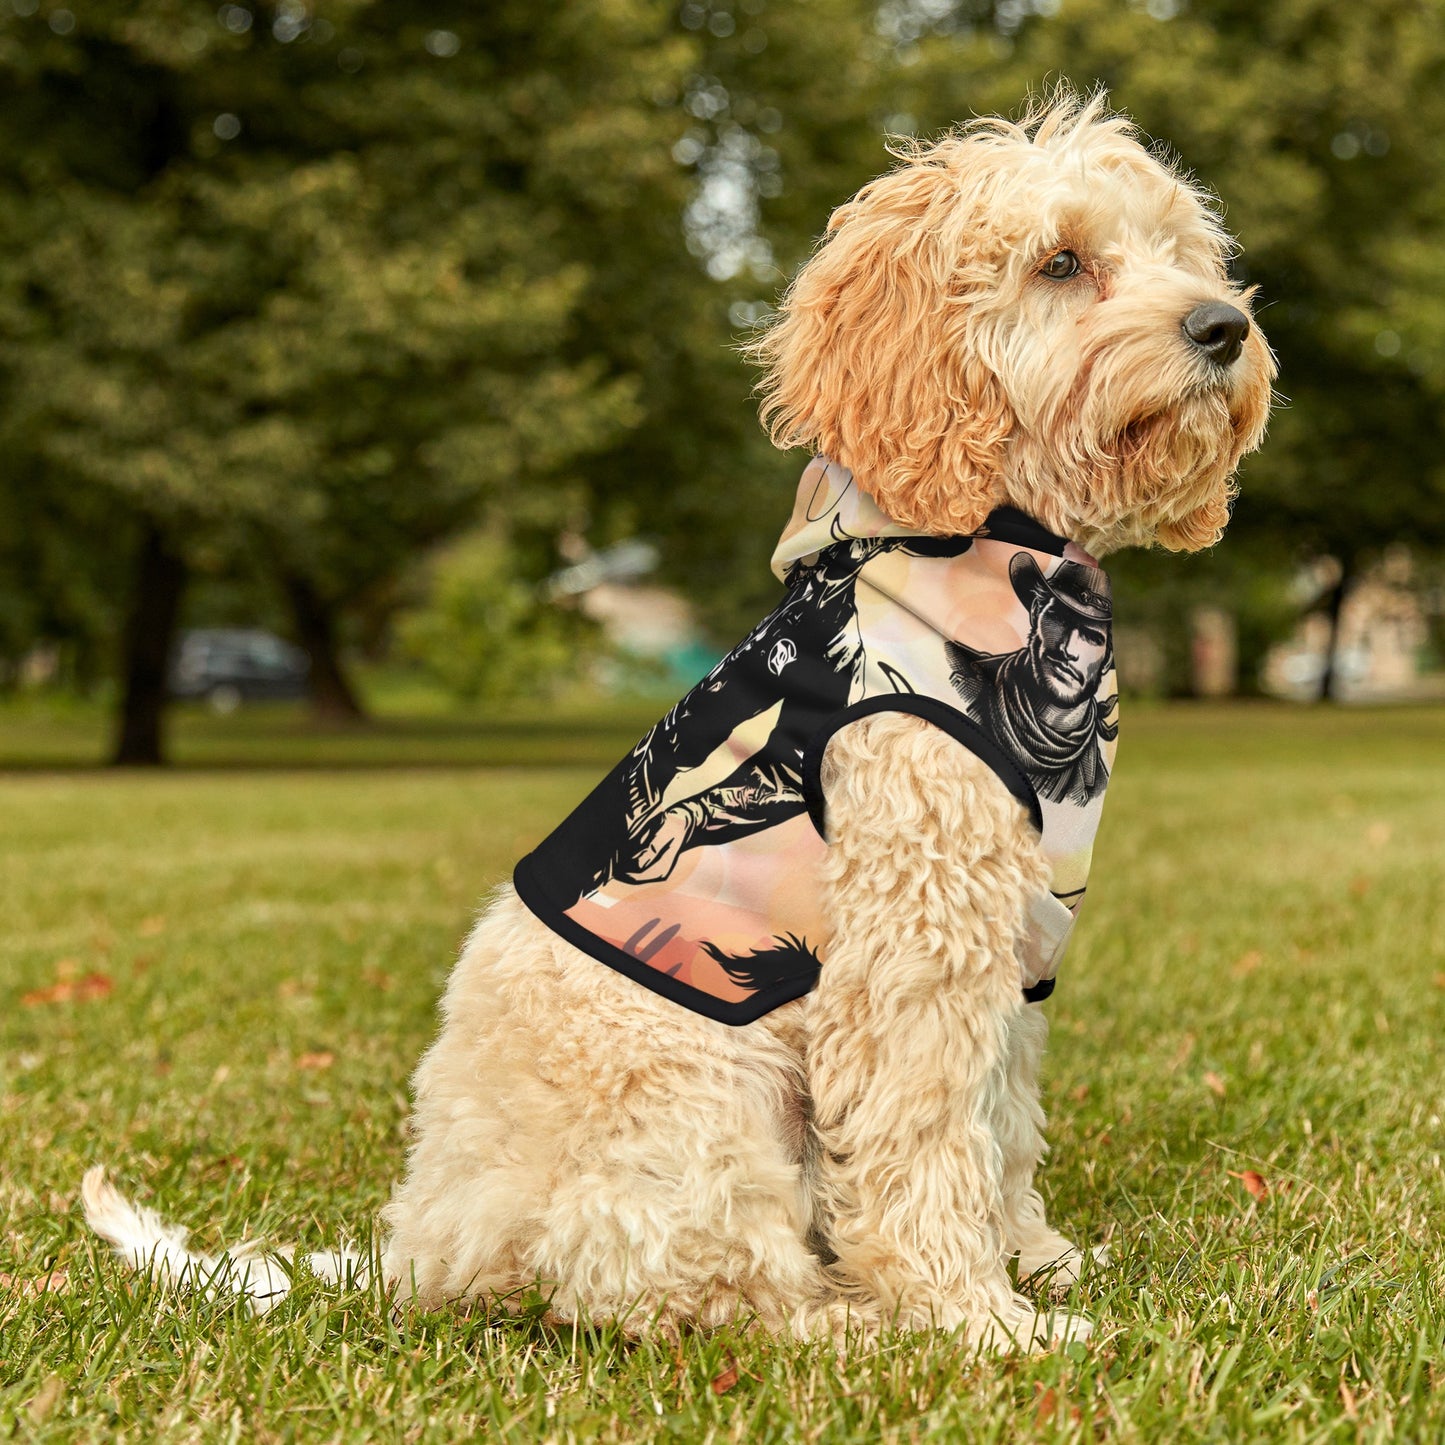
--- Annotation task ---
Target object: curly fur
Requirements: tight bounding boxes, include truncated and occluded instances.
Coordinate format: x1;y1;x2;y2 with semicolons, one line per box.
378;716;1088;1350
84;88;1272;1354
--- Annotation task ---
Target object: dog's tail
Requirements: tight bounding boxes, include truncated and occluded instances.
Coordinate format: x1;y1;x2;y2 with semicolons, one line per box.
81;1166;368;1315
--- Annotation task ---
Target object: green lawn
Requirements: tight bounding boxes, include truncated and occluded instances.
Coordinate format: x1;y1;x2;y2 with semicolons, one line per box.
1;703;1442;1442
0;687;667;771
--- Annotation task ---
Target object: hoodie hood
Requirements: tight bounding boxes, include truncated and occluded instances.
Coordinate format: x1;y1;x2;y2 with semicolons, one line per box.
771;457;1087;582
770;458;923;581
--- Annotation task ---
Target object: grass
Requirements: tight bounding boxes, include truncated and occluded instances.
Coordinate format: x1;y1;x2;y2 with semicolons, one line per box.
1;700;1442;1442
0;683;666;771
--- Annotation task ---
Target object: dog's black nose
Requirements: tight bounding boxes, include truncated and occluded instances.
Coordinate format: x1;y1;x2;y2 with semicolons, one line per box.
1182;302;1250;367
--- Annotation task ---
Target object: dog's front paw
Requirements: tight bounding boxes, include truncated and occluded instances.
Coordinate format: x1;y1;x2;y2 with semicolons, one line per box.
970;1296;1093;1354
1017;1237;1109;1295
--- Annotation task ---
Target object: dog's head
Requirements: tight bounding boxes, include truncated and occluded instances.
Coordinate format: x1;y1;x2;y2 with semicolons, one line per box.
750;90;1275;554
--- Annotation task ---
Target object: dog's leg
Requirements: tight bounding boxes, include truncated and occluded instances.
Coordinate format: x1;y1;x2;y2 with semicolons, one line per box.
521;1000;830;1340
993;1004;1094;1291
804;712;1090;1351
383;889;828;1337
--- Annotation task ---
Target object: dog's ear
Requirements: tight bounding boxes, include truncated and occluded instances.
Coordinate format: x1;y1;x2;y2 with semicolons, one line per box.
749;144;1013;535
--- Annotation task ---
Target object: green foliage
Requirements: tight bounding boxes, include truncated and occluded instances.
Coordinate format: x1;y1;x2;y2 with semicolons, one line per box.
0;0;694;667
3;0;1445;707
0;457;131;688
578;0;888;641
895;0;1445;569
1109;543;1303;695
396;532;596;703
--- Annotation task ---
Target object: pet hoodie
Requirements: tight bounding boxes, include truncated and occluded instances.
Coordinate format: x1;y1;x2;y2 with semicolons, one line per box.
514;457;1119;1026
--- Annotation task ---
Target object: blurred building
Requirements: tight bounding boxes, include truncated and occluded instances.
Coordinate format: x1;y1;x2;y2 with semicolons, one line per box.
547;540;720;690
1262;549;1440;701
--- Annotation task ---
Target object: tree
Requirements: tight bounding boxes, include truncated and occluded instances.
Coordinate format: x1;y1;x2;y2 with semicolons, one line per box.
449;0;896;645
0;1;688;758
10;0;1439;732
396;530;595;704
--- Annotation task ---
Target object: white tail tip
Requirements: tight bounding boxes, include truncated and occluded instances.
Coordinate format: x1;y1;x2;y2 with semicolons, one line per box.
81;1166;368;1314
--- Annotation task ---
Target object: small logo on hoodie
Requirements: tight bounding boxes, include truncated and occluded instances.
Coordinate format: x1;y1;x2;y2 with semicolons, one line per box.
767;638;797;677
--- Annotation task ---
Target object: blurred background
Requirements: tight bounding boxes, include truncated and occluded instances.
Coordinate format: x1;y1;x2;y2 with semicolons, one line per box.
2;0;1444;767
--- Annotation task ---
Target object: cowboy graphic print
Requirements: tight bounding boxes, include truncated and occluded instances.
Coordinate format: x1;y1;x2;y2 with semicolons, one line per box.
515;458;1120;1025
947;551;1117;809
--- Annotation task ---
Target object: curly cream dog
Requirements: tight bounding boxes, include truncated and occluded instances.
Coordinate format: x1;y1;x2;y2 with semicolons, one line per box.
85;92;1273;1351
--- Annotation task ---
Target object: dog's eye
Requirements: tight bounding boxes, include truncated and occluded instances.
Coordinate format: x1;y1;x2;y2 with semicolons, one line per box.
1040;250;1081;280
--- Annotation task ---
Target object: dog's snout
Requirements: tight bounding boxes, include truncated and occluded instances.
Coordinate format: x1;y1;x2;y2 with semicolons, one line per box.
1182;302;1250;367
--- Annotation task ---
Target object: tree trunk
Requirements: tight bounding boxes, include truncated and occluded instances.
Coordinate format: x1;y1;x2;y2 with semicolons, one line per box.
283;572;366;723
112;523;187;766
1317;557;1354;703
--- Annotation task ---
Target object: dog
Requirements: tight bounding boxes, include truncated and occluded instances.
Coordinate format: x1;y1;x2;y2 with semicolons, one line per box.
85;90;1273;1352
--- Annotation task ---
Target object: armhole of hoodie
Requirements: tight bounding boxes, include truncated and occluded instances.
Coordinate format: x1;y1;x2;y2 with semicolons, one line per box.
799;695;1044;841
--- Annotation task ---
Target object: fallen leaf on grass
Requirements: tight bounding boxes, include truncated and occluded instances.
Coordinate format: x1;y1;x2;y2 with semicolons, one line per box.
1231;950;1263;977
1433;973;1445;990
711;1359;739;1395
1033;1384;1083;1428
1070;1084;1089;1102
21;972;113;1007
1203;1071;1227;1098
1034;1386;1058;1425
362;968;394;992
295;1051;334;1071
0;1267;69;1299
27;1374;64;1423
22;983;68;1007
1228;1169;1269;1201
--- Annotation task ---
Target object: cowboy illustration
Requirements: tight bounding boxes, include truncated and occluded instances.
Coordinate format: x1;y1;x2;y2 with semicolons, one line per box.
946;551;1117;807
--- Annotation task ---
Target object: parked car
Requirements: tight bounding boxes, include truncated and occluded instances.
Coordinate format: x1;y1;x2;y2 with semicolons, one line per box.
169;629;310;712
